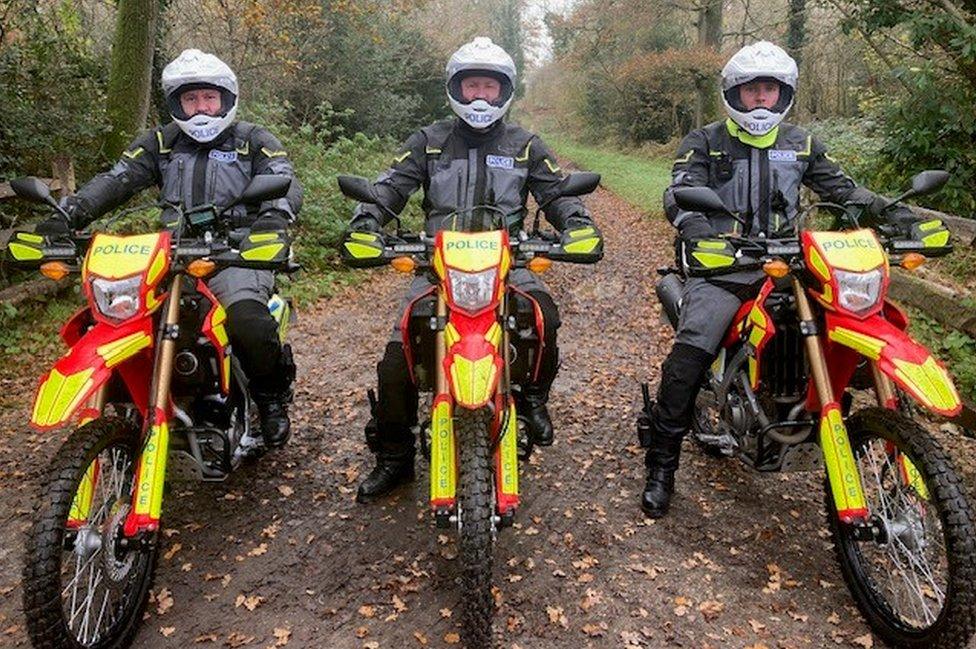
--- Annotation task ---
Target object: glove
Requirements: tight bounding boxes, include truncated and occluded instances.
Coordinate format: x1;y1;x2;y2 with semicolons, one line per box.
683;237;736;274
349;213;382;233
560;217;603;259
250;209;290;233
907;218;951;248
677;216;716;243
34;214;71;237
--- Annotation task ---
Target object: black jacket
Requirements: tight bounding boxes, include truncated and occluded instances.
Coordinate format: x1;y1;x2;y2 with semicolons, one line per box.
351;118;592;235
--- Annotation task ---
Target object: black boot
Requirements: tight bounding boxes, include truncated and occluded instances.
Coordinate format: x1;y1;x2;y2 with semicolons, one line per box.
641;440;680;518
356;418;415;503
521;385;554;446
253;391;291;448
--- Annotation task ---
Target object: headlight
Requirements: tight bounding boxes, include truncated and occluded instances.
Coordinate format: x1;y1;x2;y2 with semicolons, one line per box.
834;268;883;315
91;276;142;321
448;268;497;313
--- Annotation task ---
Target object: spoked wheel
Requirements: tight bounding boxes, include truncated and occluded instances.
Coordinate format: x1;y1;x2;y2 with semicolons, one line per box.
827;407;976;648
23;417;158;649
455;407;497;649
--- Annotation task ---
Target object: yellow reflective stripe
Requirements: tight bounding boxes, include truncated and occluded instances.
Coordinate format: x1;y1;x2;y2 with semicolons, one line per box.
429;400;456;502
343;241;382;259
240;243;284;262
543;158;561;173
696;240;726;250
236;140;249;156
919;219;944;232
156;131;172;154
17;232;43;243
9;242;43;261
828;327;885;360
68;461;99;525
708;151;723;157
349;232;378;242
425;146;442;154
922;231;950;247
393;151;411;164
808;246;831;280
146;250;166;285
499;402;519;497
563;237;601;254
691;251;734;268
798;135;812;157
134;420;169;518
674;150;694;164
899;454;930;501
485;322;502;349
122;146;144;159
260;147;287;158
824;153;837;163
820;405;866;515
97;332;152;368
568;227;595;237
248;232;280;243
450;355;497;406
892;356;960;412
32;367;95;427
515;141;531;162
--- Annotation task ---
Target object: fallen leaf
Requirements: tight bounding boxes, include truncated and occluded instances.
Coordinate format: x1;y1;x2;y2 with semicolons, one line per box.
546;605;568;627
163;543;182;561
234;594;264;611
277;485;294;497
194;633;218;643
439;608;452;618
413;630;428;645
156;588;174;615
698;600;724;621
827;612;841;625
444;632;460;644
749;619;766;633
392;595;407;612
272;627;291;646
852;634;874;648
247;543;268;557
160;626;176;637
581;622;607;637
359;605;376;618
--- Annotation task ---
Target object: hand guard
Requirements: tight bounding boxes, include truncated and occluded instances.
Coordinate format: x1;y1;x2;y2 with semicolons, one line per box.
908;218;951;249
341;229;387;268
559;219;603;262
683;238;736;275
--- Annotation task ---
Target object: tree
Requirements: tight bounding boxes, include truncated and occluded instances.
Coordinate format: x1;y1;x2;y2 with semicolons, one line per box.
695;0;723;127
104;0;160;158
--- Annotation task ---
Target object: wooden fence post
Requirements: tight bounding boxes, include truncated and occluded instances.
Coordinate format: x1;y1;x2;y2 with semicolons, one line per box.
51;155;76;199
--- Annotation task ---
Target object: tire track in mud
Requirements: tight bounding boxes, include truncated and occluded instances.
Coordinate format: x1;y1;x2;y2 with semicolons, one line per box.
1;182;974;648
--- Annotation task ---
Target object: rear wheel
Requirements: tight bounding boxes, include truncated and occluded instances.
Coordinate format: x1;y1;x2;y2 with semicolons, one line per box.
455;408;496;649
23;417;158;649
827;407;976;648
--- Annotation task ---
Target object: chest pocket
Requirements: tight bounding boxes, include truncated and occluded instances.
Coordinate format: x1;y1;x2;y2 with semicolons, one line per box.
427;155;468;218
485;163;528;220
769;157;808;225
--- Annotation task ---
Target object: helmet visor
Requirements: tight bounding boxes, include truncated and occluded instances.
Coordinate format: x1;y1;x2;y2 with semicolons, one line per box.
447;70;513;108
723;77;794;115
166;83;237;121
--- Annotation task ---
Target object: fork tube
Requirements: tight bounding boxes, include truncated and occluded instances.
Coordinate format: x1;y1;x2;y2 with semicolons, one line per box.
793;277;868;523
126;277;183;536
435;293;448;396
500;293;511;395
793;278;833;407
871;362;898;409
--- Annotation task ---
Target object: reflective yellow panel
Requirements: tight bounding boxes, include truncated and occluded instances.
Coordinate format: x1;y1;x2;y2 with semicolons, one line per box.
86;233;162;279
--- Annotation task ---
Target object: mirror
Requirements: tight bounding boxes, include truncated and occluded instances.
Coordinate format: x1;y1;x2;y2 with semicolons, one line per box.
337;175;378;204
557;172;601;198
10;177;58;207
910;170;950;196
672;186;730;215
239;175;291;205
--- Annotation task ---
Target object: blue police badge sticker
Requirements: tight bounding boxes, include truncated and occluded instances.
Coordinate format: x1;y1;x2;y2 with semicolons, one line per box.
209;149;239;163
768;149;798;162
486;155;515;169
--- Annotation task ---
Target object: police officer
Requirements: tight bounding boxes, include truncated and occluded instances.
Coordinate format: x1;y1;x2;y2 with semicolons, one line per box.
35;49;302;447
346;37;603;503
641;41;939;518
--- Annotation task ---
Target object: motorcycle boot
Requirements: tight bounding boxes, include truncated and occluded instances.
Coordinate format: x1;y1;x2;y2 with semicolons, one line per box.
250;345;295;448
521;383;554;446
640;342;714;518
356;418;415;503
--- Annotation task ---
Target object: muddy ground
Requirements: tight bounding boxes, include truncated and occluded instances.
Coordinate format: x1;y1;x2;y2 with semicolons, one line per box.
1;182;974;648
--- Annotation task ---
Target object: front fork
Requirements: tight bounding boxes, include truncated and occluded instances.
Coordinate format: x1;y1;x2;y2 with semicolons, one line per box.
794;279;868;523
124;278;182;537
428;293;520;526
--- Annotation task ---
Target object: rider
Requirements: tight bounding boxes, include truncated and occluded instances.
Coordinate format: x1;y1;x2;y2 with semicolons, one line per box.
346;36;603;503
35;48;302;448
640;41;942;518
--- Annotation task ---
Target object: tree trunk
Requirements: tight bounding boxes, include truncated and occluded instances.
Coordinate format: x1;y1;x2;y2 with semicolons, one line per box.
104;0;160;159
695;0;723;127
493;0;525;98
787;0;808;66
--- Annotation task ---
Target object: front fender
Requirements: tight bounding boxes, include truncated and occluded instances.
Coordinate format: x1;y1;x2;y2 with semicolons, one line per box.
443;310;503;409
32;318;154;430
825;311;961;416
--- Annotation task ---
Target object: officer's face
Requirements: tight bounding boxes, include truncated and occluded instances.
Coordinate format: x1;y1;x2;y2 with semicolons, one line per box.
739;81;781;110
460;76;502;103
180;89;222;117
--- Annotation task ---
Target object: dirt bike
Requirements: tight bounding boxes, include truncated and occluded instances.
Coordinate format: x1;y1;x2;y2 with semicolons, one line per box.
642;170;976;648
5;175;297;648
338;172;602;647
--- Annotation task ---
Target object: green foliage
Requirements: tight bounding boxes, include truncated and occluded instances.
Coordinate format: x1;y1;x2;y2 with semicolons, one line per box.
0;6;111;183
907;307;976;403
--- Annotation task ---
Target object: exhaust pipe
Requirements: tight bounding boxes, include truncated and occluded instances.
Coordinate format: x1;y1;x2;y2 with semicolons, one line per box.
655;273;684;330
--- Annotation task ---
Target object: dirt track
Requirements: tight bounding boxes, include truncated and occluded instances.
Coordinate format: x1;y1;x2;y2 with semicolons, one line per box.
1;183;975;648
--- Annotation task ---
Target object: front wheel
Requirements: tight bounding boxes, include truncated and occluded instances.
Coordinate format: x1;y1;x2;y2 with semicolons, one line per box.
23;417;158;649
455;408;497;649
827;407;976;648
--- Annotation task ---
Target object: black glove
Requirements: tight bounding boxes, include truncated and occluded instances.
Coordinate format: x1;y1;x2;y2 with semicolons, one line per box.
34;214;71;237
250;209;290;233
349;213;382;233
677;216;716;243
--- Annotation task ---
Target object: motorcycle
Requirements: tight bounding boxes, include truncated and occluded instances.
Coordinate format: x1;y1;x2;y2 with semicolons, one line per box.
338;172;602;647
643;170;976;648
6;175;297;648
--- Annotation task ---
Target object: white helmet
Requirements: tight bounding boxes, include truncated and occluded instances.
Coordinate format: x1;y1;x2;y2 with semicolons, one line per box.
161;49;238;143
721;41;798;137
446;37;516;130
